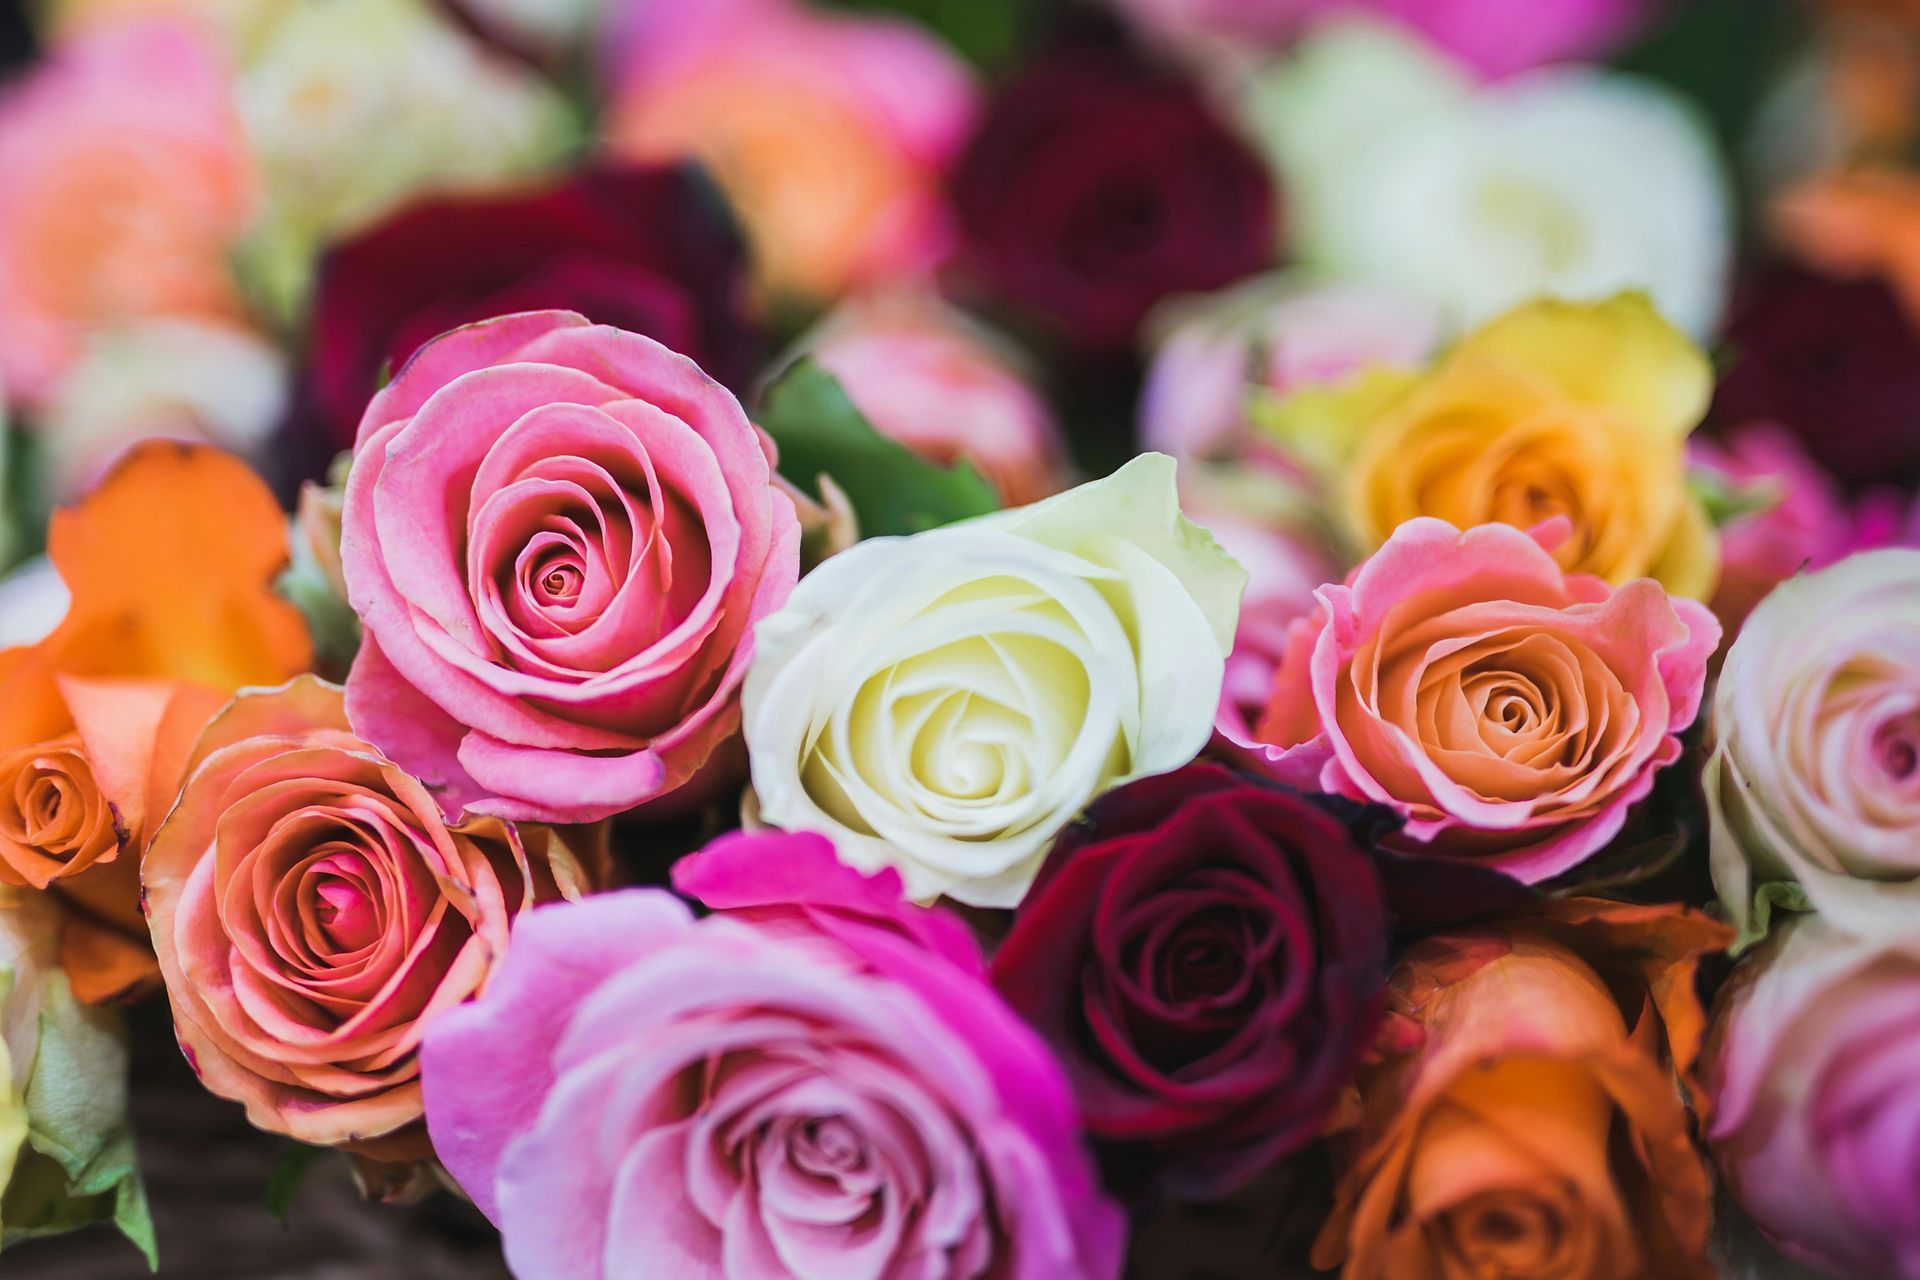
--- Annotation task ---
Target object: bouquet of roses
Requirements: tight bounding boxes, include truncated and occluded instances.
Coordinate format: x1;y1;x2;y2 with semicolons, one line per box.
0;0;1916;1276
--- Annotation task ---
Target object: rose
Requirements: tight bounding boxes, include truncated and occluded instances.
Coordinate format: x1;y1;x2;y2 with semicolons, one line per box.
1707;548;1920;944
1704;914;1920;1279
1248;21;1730;339
1254;518;1720;883
0;559;67;650
1771;172;1920;333
992;763;1390;1195
304;163;760;450
339;309;801;823
232;0;571;316
1139;276;1440;468
801;289;1069;507
0;888;152;1256
421;830;1126;1279
143;677;591;1162
1110;0;1656;79
1261;293;1720;596
0;19;253;402
951;39;1276;351
1691;424;1920;633
0;443;310;1003
1202;510;1334;744
36;318;288;498
743;453;1245;907
602;0;978;303
1313;900;1728;1280
1711;264;1920;489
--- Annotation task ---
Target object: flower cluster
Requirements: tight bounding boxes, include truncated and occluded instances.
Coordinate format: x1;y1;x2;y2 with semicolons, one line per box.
0;0;1916;1276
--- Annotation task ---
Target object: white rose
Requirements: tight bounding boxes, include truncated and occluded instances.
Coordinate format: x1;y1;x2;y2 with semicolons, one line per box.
743;453;1246;907
1246;19;1731;338
234;0;572;313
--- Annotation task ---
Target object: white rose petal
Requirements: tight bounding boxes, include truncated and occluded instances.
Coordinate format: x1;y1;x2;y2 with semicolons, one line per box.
744;453;1246;907
1247;19;1732;338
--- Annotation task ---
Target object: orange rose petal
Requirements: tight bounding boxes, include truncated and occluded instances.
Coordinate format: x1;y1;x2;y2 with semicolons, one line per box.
58;905;160;1005
0;443;309;748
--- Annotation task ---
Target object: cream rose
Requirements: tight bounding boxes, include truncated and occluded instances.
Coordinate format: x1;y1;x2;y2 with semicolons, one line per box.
742;453;1245;907
1708;548;1920;945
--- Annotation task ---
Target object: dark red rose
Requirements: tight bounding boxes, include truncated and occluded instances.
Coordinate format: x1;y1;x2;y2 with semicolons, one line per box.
991;762;1389;1197
1712;264;1920;488
950;43;1276;351
303;163;760;448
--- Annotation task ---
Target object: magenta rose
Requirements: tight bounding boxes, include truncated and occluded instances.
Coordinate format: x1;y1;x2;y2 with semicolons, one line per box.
992;763;1390;1196
339;309;800;823
305;163;760;449
421;831;1126;1280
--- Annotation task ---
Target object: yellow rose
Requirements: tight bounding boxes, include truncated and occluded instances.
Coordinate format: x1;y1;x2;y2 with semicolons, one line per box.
1260;293;1719;598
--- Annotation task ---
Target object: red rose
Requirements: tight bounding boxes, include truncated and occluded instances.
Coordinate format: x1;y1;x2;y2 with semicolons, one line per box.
991;762;1389;1196
951;39;1277;351
303;163;759;448
1712;264;1920;488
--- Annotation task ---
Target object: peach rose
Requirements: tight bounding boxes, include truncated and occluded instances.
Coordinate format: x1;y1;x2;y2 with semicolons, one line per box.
602;0;976;302
143;678;593;1163
0;443;310;1002
1314;900;1729;1280
0;20;253;402
1255;518;1720;882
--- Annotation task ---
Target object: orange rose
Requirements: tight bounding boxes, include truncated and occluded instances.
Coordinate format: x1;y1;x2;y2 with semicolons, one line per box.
602;0;975;303
1314;900;1730;1280
0;442;309;1001
1773;171;1920;323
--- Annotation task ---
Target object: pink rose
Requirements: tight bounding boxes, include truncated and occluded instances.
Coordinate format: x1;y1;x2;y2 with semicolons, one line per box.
1692;423;1920;634
1202;510;1335;745
1252;519;1719;882
1704;915;1920;1279
340;309;800;823
0;19;253;402
421;831;1125;1279
600;0;977;302
804;291;1068;506
1140;279;1439;466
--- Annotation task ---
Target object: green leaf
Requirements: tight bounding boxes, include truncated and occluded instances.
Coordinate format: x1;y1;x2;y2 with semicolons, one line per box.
758;360;1000;538
266;1143;328;1225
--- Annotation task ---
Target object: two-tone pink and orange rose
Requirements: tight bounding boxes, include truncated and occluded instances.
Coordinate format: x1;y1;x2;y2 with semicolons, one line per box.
1251;518;1720;882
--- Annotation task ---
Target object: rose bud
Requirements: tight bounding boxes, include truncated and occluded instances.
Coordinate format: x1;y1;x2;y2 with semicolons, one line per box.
143;677;596;1166
1314;900;1730;1280
993;762;1391;1196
